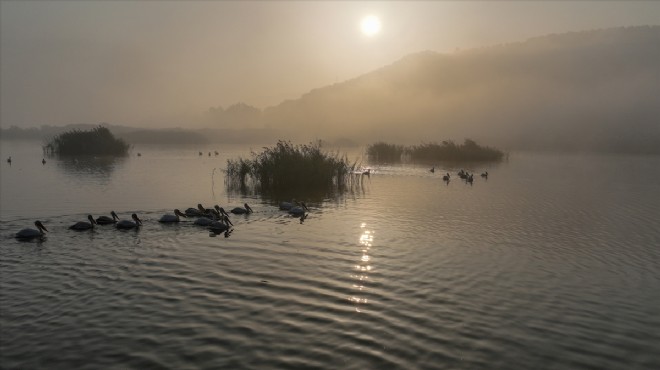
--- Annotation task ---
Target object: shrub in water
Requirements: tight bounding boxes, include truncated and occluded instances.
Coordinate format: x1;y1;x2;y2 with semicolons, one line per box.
44;126;130;156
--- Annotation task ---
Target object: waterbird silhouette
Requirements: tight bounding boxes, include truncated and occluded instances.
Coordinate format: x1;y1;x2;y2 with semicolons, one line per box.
6;156;11;165
481;171;489;178
42;158;46;165
159;209;187;223
69;215;97;230
185;204;208;217
209;215;233;233
194;209;221;226
16;221;48;239
96;211;119;225
116;213;142;229
289;202;309;217
231;203;253;215
443;173;450;181
430;166;435;173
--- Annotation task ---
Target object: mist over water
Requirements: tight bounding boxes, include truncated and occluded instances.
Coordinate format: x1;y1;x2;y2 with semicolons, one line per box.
2;141;659;369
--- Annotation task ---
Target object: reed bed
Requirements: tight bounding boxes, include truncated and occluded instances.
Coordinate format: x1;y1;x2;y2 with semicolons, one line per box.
226;140;361;196
367;139;504;162
43;126;130;156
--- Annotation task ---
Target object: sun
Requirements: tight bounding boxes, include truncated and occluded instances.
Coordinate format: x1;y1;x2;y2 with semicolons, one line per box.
360;15;381;37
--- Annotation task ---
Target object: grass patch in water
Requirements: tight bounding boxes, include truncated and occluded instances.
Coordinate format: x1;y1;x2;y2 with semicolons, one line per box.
226;140;360;196
43;126;130;156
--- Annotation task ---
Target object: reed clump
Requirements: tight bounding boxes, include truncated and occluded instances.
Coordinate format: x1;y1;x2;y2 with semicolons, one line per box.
366;142;405;162
43;126;130;156
226;140;358;194
367;139;504;162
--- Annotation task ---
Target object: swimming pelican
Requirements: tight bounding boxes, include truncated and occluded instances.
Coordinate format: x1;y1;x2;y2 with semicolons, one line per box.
214;205;229;218
209;215;233;233
231;203;253;215
279;200;296;211
96;211;119;225
116;213;142;229
16;221;48;239
194;209;220;226
289;202;309;217
69;215;97;230
159;209;187;223
185;204;208;217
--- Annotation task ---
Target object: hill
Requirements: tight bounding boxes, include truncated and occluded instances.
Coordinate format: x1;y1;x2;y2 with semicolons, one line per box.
262;26;660;153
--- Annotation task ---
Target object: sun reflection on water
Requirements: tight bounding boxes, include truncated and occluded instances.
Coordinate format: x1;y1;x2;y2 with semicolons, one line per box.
350;222;374;312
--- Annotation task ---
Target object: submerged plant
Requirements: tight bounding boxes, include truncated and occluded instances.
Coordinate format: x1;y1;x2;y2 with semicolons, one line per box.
43;126;130;156
226;140;361;196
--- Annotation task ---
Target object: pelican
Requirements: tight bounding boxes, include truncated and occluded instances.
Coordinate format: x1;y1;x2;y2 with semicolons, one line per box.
116;213;142;229
96;211;119;225
194;209;220;226
214;205;229;218
231;203;253;215
289;202;309;217
159;209;187;223
16;221;48;239
185;204;208;217
209;215;233;233
279;200;296;211
69;215;97;230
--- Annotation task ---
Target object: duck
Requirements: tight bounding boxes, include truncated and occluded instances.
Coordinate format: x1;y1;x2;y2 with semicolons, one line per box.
231;203;253;215
16;220;48;239
481;171;488;178
289;202;309;217
159;209;187;223
430;166;435;173
209;215;233;233
69;215;97;230
443;173;450;181
42;158;46;165
116;213;142;229
96;211;119;225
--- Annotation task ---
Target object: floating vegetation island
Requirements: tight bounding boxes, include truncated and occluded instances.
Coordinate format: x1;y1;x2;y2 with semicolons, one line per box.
367;139;505;162
43;126;130;156
226;140;359;196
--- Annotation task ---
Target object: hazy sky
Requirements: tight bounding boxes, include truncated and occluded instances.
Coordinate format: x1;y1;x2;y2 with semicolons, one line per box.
1;1;658;128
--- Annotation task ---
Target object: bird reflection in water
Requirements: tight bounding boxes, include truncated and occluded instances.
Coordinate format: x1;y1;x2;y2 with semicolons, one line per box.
350;222;374;312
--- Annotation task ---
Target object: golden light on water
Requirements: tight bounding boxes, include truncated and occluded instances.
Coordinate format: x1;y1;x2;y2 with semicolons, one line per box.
350;222;375;312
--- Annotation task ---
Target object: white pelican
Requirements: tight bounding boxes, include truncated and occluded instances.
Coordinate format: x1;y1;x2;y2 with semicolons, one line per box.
231;203;253;215
209;215;233;233
16;221;48;239
96;211;119;225
289;202;309;217
185;204;208;217
279;200;296;211
70;215;97;230
214;205;229;218
159;209;187;223
194;209;220;226
116;213;142;229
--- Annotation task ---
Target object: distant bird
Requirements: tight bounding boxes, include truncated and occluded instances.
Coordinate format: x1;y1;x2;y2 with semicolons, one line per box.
362;168;371;175
199;151;203;156
209;215;233;233
96;211;119;225
137;153;142;157
231;203;253;215
430;166;435;173
69;215;97;231
481;171;488;178
467;174;474;184
6;156;11;164
16;221;48;240
159;209;187;223
116;213;142;229
289;202;309;217
443;173;450;181
42;158;46;165
208;152;211;157
214;150;219;156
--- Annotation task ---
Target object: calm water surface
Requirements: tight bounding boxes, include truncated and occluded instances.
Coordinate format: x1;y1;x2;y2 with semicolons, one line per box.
1;140;659;369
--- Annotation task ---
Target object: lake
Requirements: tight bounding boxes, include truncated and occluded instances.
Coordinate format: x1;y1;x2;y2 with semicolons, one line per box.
1;140;659;369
